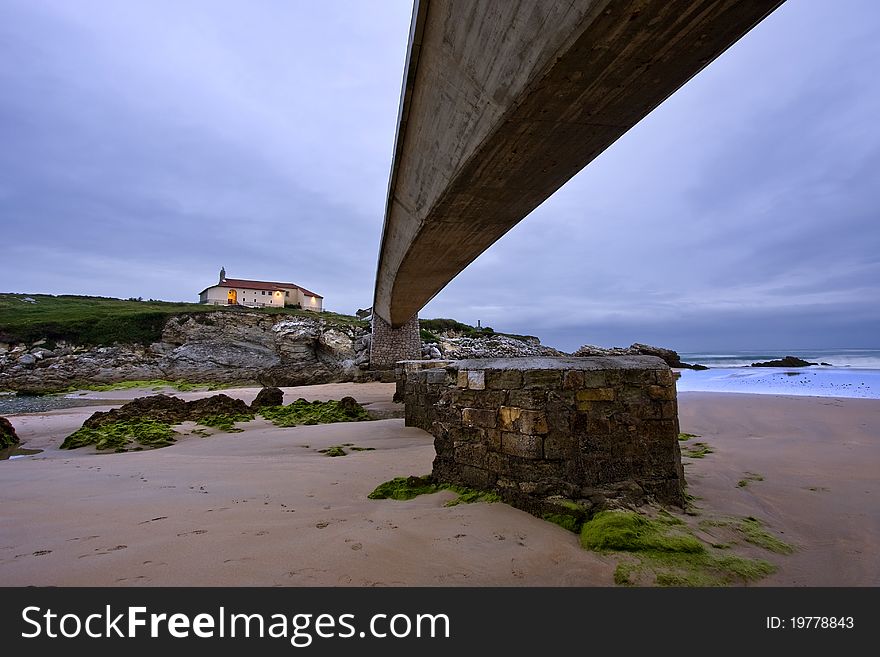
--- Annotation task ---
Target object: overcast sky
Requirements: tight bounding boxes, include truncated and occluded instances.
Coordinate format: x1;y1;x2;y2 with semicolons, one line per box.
1;0;878;352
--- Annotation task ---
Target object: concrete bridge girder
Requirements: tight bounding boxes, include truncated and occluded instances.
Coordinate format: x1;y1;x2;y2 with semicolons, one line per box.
372;0;785;332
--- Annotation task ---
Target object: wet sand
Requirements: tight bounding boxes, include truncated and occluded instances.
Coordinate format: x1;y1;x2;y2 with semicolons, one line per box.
1;385;877;586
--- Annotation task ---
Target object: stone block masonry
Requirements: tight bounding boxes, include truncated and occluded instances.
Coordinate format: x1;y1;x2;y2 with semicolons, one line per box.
370;314;421;369
402;356;685;521
394;359;453;405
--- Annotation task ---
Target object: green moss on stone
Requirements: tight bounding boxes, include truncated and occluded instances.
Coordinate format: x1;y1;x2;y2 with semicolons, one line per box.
368;476;440;500
197;412;254;432
261;398;371;427
367;475;500;506
682;442;713;458
543;513;581;533
580;511;704;553
581;510;780;587
61;419;177;451
614;561;640;586
678;433;700;441
698;516;794;555
737;472;764;488
65;379;232;393
737;517;794;554
442;487;500;506
317;444;375;457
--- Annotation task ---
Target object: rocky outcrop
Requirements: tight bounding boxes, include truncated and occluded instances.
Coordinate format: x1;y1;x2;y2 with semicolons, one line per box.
572;343;708;370
83;393;254;429
425;334;564;360
0;416;19;449
0;308;705;392
251;386;284;410
83;394;189;428
0;313;372;393
750;356;817;368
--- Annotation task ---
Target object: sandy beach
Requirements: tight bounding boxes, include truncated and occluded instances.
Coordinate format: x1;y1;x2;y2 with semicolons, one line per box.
1;384;878;586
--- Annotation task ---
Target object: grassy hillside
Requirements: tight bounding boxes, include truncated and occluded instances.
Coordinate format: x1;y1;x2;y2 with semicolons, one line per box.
0;293;366;347
420;317;537;343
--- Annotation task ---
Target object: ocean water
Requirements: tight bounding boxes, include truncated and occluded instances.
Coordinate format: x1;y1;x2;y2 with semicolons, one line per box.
678;348;880;369
0;393;114;415
676;349;880;399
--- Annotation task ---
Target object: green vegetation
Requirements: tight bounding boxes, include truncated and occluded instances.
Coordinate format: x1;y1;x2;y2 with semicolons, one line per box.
197;412;255;432
64;379;233;393
0;293;366;347
541;498;591;532
678;432;700;441
367;475;500;506
419;329;440;343
735;517;794;554
581;510;778;587
543;513;582;533
444;488;501;506
260;398;371;427
60;419;178;452
368;475;439;500
682;442;713;458
697;516;794;555
318;443;375;457
737;472;764;488
580;510;704;553
420;318;537;342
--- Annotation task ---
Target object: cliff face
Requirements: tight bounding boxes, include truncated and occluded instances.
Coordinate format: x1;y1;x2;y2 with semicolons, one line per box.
0;310;692;393
0;313;372;393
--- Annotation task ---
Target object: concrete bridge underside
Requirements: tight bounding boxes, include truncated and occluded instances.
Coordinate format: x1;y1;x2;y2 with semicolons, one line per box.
371;0;784;366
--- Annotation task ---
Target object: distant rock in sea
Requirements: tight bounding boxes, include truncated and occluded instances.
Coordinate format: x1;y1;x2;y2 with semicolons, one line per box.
750;356;818;368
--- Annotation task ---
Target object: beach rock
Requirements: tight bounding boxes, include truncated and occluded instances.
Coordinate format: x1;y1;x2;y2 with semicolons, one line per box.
434;334;564;359
186;394;251;421
257;362;340;387
338;396;363;418
750;356;818;368
81;393;252;431
0;311;372;393
319;328;357;358
251;386;284;410
84;394;189;428
160;341;282;379
0;416;20;449
573;343;709;370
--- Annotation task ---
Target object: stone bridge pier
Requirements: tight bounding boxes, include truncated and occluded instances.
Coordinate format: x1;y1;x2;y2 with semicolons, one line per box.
369;314;421;370
399;356;685;524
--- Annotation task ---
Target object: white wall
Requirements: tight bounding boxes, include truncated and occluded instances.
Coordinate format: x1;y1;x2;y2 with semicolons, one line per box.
202;285;320;309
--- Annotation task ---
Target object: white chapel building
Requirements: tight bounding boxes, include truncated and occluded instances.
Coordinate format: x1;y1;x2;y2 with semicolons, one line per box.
199;268;323;311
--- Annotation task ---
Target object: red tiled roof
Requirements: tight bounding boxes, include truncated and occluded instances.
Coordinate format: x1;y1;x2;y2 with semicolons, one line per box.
220;278;288;291
202;278;323;298
297;286;322;299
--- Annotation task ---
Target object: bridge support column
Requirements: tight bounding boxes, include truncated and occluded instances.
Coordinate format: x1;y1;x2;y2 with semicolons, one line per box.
402;357;685;522
370;314;421;370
